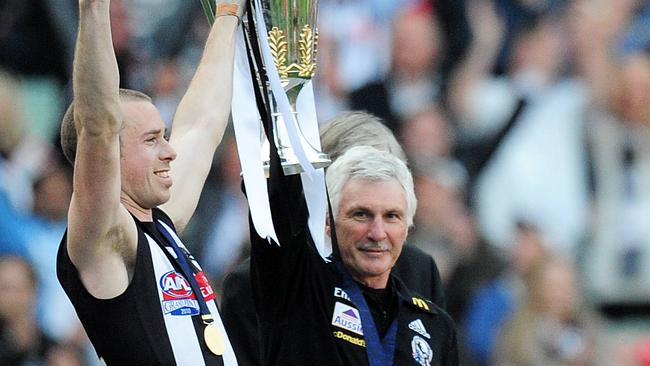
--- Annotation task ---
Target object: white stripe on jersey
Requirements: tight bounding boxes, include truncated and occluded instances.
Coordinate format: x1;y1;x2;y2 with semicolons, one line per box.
207;299;238;365
151;221;239;366
147;234;207;366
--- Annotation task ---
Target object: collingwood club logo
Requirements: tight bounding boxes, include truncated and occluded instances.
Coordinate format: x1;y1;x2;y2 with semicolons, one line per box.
411;335;433;366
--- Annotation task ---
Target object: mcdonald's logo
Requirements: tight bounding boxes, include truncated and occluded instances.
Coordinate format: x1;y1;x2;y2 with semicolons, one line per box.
412;297;430;311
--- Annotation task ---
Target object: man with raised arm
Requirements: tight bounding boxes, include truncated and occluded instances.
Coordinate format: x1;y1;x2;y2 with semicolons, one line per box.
221;112;448;366
248;143;459;365
56;0;244;364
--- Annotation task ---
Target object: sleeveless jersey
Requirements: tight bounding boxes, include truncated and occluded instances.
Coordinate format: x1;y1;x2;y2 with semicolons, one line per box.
57;208;238;366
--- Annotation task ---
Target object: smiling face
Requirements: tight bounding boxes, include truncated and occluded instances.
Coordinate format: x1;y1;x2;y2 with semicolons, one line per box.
331;178;408;289
119;100;177;212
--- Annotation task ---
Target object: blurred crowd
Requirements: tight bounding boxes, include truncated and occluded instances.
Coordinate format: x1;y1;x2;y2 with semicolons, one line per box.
2;0;650;364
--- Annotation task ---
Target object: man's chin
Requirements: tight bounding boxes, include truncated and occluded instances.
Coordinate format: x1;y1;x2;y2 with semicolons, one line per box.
358;262;391;278
149;193;171;208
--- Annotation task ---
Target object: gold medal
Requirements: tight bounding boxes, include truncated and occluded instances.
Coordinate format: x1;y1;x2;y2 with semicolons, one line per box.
202;316;225;356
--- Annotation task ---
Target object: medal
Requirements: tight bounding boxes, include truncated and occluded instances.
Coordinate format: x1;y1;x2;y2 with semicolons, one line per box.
202;315;225;356
156;222;226;357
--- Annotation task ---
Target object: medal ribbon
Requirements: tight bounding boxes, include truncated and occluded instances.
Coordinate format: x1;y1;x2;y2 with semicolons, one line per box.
155;221;212;318
327;188;398;366
337;261;398;366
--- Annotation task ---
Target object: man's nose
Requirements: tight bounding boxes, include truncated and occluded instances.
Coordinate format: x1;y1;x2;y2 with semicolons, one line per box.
162;140;177;161
367;218;388;241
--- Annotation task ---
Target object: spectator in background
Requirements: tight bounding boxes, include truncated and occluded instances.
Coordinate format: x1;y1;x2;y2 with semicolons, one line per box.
349;2;444;131
463;221;548;365
572;0;650;309
199;136;250;292
493;256;597;366
448;0;590;257
399;106;457;163
414;161;505;364
0;142;94;363
408;160;472;282
109;0;135;89
0;256;59;366
0;69;53;257
116;0;198;92
21;155;87;348
0;69;24;162
44;342;86;366
315;0;417;120
0;69;51;215
0;0;69;85
150;59;183;127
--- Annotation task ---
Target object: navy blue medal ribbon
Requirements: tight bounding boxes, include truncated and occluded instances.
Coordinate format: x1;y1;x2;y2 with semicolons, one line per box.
337;262;398;366
155;221;226;356
155;221;212;317
327;186;398;366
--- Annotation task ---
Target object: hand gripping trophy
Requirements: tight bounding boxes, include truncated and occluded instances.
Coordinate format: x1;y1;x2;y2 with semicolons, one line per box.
201;0;331;257
202;0;330;175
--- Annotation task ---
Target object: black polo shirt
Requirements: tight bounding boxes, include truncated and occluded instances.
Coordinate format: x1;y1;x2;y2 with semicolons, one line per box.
248;166;458;365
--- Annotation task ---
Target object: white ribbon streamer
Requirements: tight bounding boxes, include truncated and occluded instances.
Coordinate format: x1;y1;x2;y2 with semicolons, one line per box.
231;26;278;245
231;5;330;259
297;82;330;258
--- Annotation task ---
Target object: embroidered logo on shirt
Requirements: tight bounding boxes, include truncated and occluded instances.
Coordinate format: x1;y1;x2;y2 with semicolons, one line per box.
331;302;364;335
159;271;200;316
411;335;433;366
412;297;430;311
409;319;431;339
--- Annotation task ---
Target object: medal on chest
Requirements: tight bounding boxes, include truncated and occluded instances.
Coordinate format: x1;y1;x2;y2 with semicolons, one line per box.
202;315;225;356
156;221;225;357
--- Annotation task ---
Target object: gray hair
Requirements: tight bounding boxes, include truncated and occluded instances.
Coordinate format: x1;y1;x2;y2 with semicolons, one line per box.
326;146;416;227
320;111;406;163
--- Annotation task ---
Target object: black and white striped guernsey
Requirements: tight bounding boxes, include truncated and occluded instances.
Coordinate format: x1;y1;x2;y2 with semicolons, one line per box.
57;208;238;366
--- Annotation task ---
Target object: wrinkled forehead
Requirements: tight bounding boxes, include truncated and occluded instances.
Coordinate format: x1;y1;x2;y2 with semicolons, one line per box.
342;177;406;205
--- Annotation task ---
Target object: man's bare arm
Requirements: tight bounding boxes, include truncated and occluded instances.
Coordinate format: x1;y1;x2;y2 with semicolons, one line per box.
67;0;135;298
162;2;245;232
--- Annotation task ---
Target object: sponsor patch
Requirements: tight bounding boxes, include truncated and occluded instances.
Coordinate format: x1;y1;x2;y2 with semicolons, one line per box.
195;271;216;302
412;297;430;311
159;271;200;316
334;287;351;301
411;335;433;366
332;331;366;347
331;302;364;335
409;319;431;339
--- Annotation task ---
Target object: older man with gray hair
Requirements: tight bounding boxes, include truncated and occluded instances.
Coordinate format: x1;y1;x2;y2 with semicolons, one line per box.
221;112;448;365
247;141;458;365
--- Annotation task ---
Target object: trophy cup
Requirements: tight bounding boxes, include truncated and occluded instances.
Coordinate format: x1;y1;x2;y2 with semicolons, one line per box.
249;0;331;175
201;0;331;257
201;0;330;175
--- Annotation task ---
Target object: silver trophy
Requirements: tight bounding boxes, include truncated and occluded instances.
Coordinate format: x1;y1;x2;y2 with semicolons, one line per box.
200;0;330;175
252;0;330;175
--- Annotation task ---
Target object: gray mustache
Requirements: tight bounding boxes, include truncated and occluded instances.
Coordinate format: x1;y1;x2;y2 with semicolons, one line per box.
358;242;389;251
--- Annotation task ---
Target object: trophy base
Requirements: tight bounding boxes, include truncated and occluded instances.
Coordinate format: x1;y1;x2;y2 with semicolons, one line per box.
264;151;331;177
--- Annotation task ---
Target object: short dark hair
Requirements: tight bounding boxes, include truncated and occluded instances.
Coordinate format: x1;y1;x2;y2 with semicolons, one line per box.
60;88;152;165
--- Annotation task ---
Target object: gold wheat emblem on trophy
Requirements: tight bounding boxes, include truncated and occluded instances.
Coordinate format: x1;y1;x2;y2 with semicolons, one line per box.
268;27;289;79
268;25;318;81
